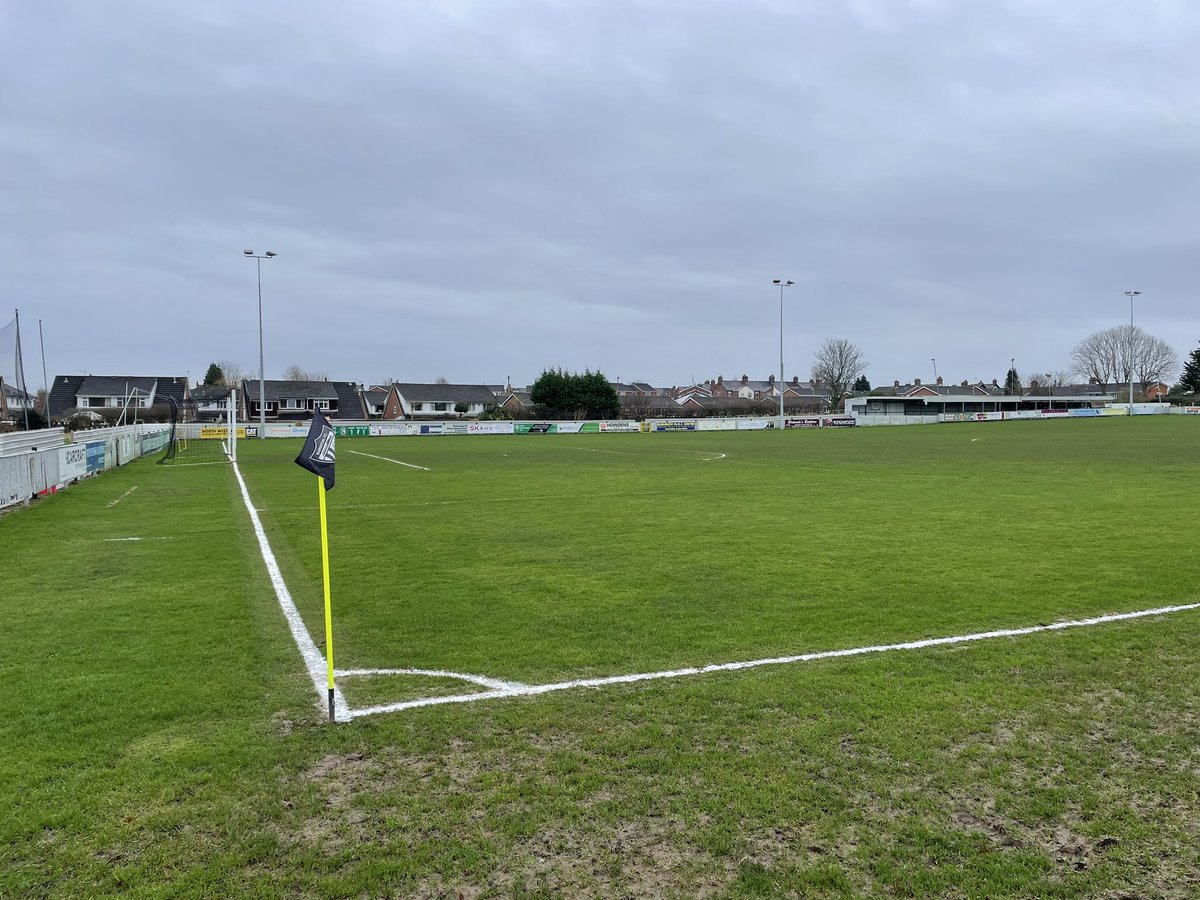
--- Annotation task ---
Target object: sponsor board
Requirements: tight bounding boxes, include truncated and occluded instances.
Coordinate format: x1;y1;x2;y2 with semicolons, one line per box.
787;417;822;428
85;441;106;473
59;444;88;481
440;422;471;435
696;419;736;431
468;422;516;435
598;421;640;433
200;426;250;439
822;417;857;427
334;425;370;437
369;423;408;436
736;418;772;430
1100;407;1127;416
1041;409;1069;416
419;423;444;435
654;420;697;431
554;423;585;434
244;425;259;437
1186;407;1200;415
1068;408;1101;417
516;422;557;434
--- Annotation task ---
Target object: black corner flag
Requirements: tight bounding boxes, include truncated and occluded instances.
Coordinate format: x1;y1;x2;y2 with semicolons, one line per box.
295;408;336;490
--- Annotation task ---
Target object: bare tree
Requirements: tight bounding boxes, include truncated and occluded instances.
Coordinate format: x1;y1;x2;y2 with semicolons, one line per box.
215;359;247;386
435;376;450;385
811;338;868;411
282;365;328;382
1072;326;1178;386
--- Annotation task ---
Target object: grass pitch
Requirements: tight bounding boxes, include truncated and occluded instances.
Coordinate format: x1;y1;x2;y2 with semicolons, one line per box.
3;417;1199;897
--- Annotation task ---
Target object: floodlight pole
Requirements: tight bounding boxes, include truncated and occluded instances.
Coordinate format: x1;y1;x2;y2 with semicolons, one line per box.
244;250;278;438
1124;290;1141;417
773;279;794;430
931;358;938;383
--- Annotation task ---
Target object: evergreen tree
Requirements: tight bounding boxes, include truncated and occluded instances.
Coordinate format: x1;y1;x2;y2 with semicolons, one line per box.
202;362;224;386
852;375;871;392
530;368;620;419
1004;367;1021;395
1179;342;1200;394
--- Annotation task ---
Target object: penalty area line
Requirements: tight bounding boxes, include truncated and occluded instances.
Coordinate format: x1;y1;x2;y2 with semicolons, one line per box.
347;601;1200;719
348;449;430;471
232;460;351;722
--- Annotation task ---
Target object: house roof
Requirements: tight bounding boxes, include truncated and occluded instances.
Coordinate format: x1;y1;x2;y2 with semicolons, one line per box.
389;383;497;404
78;376;159;397
243;379;340;400
500;390;533;405
190;384;232;402
362;389;388;405
1;380;33;401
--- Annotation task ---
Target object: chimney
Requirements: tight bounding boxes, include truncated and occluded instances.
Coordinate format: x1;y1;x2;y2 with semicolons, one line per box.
961;380;968;387
992;378;998;386
893;379;900;388
768;374;775;383
936;376;943;386
1089;377;1098;385
741;374;748;384
717;375;724;384
1030;378;1040;389
914;378;921;386
792;376;799;385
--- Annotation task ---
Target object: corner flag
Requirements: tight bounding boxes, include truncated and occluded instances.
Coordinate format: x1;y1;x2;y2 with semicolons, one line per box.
295;408;338;721
295;407;336;489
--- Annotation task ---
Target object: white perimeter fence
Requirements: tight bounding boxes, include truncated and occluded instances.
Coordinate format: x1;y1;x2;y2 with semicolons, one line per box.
0;424;170;511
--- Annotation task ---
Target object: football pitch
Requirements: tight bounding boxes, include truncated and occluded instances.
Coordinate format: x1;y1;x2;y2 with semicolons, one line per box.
4;417;1199;897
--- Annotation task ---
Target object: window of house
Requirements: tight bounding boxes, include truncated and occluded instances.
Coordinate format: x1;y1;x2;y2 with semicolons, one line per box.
315;399;330;409
79;397;89;407
434;402;448;412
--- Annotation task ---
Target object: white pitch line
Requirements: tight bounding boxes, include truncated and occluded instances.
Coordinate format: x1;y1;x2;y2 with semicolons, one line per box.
233;460;350;722
347;602;1200;719
337;667;528;692
573;446;726;461
107;485;140;507
348;449;430;471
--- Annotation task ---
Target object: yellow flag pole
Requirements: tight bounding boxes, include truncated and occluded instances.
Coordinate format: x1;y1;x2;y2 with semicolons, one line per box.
318;475;335;722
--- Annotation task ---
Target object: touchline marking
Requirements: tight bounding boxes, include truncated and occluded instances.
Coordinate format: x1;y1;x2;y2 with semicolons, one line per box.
107;485;139;507
573;446;727;461
346;602;1200;719
348;449;429;471
232;461;350;722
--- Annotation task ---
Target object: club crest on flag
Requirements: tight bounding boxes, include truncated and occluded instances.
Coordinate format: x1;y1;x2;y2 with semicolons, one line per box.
295;408;336;490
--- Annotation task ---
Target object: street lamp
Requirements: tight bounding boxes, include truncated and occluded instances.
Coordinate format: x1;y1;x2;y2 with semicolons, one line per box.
1124;290;1141;416
244;249;278;438
773;279;794;430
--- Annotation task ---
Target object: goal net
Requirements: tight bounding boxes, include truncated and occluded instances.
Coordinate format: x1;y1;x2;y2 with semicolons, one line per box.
158;390;238;466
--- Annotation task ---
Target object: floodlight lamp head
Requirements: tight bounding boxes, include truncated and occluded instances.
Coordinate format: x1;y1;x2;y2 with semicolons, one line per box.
265;251;277;257
772;279;781;285
244;249;254;256
785;280;795;286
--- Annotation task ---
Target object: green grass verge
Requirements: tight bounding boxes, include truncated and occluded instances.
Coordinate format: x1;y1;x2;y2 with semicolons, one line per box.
2;417;1197;897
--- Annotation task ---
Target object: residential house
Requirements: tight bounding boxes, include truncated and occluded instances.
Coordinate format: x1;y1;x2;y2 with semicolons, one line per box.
188;384;234;422
240;379;366;421
498;390;534;416
382;383;496;419
1;377;36;421
362;386;389;418
47;374;189;422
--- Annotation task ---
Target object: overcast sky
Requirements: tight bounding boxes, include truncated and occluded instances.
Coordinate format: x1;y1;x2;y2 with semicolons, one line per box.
2;0;1197;391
